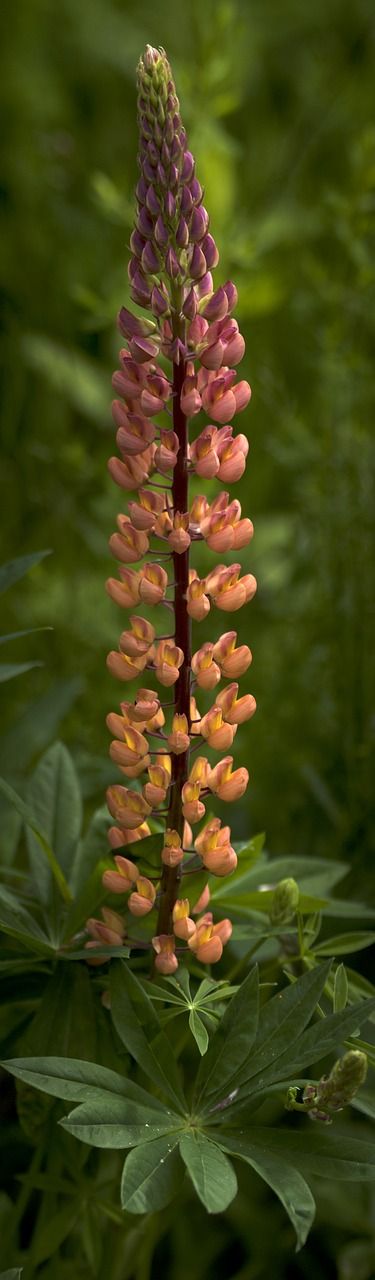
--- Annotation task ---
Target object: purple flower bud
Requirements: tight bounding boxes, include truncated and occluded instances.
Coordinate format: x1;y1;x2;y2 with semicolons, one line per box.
170;136;182;164
196;272;214;301
146;186;161;216
165;247;180;278
189;206;209;243
169;164;179;190
180;186;193;217
130;276;152;307
151;284;170;316
141;241;160;274
136;177;147;203
182;287;197;320
137;206;154;239
223;280;238;312
182;151;195;182
118;307;156;340
147;141;159;167
157;162;167;187
154;216;169;246
176;217;189;248
164;117;174;145
130;228;146;259
143;158;157;184
161;140;171;168
165;191;176;220
189;177;203;204
201;233;219;269
190;244;207;280
202;286;229;321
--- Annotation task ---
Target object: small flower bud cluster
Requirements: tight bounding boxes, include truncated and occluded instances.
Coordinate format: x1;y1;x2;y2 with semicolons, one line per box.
86;47;256;972
286;1051;368;1123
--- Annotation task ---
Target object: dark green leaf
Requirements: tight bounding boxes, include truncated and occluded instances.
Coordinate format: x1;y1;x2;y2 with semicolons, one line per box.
26;743;82;900
0;626;52;647
195;966;259;1107
333;964;348;1013
313;932;375;956
0;776;72;903
29;1202;80;1265
121;1134;184;1213
218;1127;375;1181
229;962;331;1097
60;1095;182;1147
0;661;43;683
0;1270;23;1279
110;962;186;1112
218;1135;315;1249
179;1131;237;1213
0;549;52;596
70;805;110;895
0;679;83;774
189;1010;209;1056
256;997;375;1090
351;1090;375;1121
0;1056;166;1108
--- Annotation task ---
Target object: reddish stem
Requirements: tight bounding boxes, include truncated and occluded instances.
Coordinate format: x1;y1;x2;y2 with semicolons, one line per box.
154;343;191;937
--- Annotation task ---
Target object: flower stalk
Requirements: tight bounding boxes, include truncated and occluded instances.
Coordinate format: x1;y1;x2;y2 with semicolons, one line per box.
86;45;256;972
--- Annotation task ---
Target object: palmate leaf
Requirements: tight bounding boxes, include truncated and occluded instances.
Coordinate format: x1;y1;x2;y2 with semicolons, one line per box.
0;1270;23;1279
179;1132;237;1213
0;661;43;683
120;1134;184;1213
194;966;259;1107
110;962;186;1112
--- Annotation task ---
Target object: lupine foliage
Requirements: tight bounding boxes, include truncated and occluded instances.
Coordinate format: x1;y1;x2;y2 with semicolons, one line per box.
0;3;374;1280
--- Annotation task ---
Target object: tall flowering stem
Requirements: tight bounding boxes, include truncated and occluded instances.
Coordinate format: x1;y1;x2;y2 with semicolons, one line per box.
87;47;257;974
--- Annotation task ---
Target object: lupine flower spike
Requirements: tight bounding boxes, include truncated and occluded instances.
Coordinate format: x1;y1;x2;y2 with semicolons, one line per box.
86;46;256;970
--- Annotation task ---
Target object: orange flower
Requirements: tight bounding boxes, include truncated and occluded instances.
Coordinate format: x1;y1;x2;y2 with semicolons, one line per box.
152;934;178;975
128;876;156;916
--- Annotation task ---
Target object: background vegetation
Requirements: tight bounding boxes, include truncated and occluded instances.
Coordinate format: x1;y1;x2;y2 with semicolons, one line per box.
0;0;374;1276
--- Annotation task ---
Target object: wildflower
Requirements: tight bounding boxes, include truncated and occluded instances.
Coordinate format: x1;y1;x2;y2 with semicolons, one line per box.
103;45;257;967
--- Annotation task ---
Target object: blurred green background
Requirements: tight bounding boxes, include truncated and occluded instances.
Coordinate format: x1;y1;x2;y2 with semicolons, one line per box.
1;3;375;1277
1;0;374;869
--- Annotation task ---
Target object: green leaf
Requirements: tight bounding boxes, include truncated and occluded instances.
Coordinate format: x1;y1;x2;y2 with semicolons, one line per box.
0;1056;167;1108
351;1090;375;1121
189;1010;209;1056
228;962;331;1098
29;1202;80;1265
0;661;43;683
195;966;259;1107
110;962;186;1112
0;626;52;647
257;997;375;1090
70;805;110;895
0;776;72;903
210;855;347;903
218;1127;375;1181
0;549;52;596
313;932;375;956
18;965;97;1061
60;1095;182;1147
218;1136;315;1249
0;678;82;774
62;856;113;940
333;963;348;1013
114;834;164;872
121;1134;184;1213
26;743;82;902
181;870;209;914
179;1131;237;1213
0;1270;23;1279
